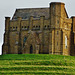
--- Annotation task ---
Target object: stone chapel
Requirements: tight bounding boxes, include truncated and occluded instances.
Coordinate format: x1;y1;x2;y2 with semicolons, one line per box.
2;2;75;56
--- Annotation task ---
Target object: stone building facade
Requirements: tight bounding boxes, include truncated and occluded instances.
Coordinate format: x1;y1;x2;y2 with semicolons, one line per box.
2;2;75;55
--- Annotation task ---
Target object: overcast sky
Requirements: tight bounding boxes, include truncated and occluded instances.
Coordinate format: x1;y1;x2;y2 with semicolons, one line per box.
0;0;75;55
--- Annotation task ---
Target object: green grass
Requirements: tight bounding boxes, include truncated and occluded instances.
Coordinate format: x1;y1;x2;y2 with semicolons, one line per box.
0;54;75;75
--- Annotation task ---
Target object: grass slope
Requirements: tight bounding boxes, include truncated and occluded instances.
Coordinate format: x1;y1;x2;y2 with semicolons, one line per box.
0;54;75;75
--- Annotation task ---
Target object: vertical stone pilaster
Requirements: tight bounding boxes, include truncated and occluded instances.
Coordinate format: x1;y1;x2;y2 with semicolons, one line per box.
15;17;22;54
29;16;33;30
17;17;22;32
2;17;10;54
62;30;65;55
39;16;45;53
39;33;43;53
5;17;10;32
52;30;55;54
40;16;44;30
49;29;55;54
49;2;65;55
71;17;75;55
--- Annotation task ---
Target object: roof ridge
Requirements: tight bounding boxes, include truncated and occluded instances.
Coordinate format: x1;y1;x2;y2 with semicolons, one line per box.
16;7;49;10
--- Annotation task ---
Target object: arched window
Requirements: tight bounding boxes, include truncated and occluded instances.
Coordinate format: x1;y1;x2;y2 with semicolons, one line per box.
65;35;67;49
23;37;27;47
23;37;27;43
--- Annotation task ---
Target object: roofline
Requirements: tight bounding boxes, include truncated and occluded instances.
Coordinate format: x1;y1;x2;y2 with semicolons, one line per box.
64;8;69;18
16;7;49;10
50;2;65;5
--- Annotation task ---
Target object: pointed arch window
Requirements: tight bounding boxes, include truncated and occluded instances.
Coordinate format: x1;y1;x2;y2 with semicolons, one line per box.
65;35;67;49
23;37;27;43
23;37;27;47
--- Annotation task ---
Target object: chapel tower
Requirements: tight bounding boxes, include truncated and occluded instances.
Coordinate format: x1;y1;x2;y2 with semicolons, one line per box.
49;2;71;55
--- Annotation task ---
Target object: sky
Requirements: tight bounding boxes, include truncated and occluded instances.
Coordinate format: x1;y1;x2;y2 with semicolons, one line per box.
0;0;75;55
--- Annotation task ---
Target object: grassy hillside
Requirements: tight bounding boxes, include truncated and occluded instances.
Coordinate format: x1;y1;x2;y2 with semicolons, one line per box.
0;54;75;75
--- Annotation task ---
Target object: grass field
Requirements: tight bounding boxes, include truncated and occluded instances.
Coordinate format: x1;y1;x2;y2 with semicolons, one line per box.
0;54;75;75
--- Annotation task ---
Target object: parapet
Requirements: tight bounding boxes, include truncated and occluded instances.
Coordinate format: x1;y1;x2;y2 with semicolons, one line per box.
5;17;10;20
71;16;75;18
50;2;65;5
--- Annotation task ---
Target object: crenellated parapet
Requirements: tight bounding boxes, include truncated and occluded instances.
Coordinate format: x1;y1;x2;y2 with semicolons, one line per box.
9;16;50;32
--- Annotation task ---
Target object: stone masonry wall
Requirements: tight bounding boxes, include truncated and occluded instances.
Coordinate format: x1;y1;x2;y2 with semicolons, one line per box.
2;2;75;56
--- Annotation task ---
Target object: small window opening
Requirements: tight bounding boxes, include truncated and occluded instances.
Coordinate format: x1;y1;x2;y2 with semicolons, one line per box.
28;26;29;28
24;26;26;28
16;27;17;29
13;27;15;28
33;26;35;28
45;25;46;27
22;26;23;28
48;25;49;28
57;42;58;46
39;26;40;28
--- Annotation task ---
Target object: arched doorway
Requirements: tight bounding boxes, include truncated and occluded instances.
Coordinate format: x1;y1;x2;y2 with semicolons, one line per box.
30;45;33;54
